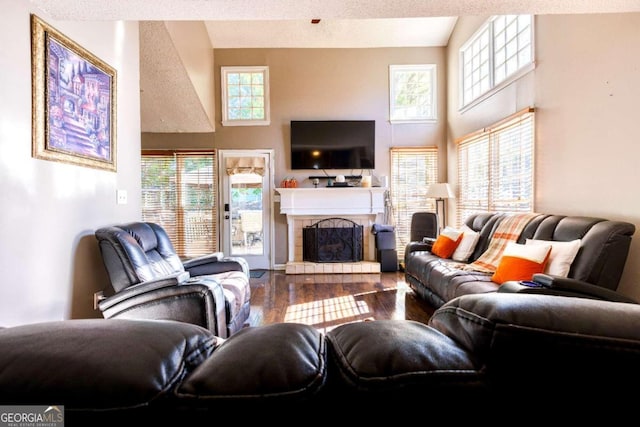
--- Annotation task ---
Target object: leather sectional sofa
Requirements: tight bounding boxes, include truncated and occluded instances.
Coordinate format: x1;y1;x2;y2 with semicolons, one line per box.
404;213;636;308
1;291;640;423
2;213;637;423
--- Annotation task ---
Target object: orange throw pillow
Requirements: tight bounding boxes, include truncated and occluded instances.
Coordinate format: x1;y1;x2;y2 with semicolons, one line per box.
431;227;464;259
492;242;552;284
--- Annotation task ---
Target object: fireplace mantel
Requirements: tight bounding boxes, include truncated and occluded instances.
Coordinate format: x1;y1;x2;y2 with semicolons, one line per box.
276;187;386;216
275;187;387;272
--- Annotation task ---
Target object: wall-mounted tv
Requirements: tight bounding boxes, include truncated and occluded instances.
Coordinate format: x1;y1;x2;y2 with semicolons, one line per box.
290;120;375;170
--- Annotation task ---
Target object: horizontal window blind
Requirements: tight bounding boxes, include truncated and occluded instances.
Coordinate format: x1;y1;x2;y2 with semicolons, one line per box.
390;147;439;261
141;151;217;258
456;108;535;226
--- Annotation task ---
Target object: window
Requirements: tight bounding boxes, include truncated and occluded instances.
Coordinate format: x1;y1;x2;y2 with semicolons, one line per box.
221;66;270;126
460;15;534;110
389;64;437;123
141;151;217;258
390;147;439;261
456;108;535;226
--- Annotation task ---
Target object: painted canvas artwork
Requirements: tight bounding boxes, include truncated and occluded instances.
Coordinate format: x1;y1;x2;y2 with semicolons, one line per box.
46;37;113;162
31;14;117;171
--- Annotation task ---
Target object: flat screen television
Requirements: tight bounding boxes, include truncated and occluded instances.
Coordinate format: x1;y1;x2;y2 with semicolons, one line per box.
290;120;375;170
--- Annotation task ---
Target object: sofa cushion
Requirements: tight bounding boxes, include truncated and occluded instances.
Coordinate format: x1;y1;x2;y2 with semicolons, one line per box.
326;319;485;398
431;227;463;259
452;225;480;262
491;242;551;284
0;319;217;410
526;238;581;277
176;323;326;402
405;252;498;307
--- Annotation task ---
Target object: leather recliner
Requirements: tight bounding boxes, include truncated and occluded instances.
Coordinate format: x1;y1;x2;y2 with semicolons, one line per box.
410;211;438;242
94;221;251;338
403;211;438;269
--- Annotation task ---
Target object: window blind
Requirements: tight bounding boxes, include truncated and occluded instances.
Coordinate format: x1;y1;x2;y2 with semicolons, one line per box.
141;151;217;258
390;147;439;261
456;107;535;226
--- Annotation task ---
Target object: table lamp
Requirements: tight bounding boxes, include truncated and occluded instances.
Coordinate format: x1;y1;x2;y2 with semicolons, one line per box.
425;183;455;230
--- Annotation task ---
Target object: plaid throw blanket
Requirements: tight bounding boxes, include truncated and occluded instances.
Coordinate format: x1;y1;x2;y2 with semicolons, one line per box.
462;213;540;273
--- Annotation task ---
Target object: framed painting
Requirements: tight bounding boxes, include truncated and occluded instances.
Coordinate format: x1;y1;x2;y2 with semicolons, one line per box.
31;14;117;172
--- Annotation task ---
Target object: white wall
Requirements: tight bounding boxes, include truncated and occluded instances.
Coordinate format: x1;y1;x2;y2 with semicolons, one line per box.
0;1;141;326
447;13;640;300
164;21;216;130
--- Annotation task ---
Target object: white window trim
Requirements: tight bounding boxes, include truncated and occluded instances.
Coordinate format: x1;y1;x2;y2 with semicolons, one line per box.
221;66;271;127
459;62;536;113
458;15;535;113
389;64;437;124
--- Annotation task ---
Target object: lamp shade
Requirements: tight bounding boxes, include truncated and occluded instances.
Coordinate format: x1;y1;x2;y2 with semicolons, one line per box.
425;183;455;199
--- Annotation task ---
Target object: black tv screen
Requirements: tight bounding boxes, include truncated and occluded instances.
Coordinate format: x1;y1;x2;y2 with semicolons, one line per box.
290;120;375;170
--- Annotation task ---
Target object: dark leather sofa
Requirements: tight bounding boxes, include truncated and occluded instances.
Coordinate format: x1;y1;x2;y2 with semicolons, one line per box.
404;213;636;308
1;291;639;423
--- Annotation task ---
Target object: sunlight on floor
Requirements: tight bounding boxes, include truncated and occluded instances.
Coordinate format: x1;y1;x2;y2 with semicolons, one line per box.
283;295;373;332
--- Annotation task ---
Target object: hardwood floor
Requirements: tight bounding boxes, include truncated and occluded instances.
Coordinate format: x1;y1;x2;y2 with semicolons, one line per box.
247;270;435;333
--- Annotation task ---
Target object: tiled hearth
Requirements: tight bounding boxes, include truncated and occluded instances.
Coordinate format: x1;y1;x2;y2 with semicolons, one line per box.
284;261;381;274
276;187;387;274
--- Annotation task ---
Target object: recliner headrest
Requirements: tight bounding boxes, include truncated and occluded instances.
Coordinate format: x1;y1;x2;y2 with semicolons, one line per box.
118;222;158;253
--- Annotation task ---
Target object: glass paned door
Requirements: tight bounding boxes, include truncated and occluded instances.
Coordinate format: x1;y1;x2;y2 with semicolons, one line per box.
219;150;273;270
230;172;264;256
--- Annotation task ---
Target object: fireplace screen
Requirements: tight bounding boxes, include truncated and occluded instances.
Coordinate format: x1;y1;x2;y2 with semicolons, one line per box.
303;218;363;263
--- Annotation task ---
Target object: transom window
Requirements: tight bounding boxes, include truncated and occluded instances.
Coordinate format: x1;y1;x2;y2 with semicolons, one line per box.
460;15;534;110
389;64;437;123
456;108;535;226
221;66;270;126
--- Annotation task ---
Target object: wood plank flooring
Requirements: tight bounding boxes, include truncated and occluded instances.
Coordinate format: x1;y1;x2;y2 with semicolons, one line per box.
247;270;435;333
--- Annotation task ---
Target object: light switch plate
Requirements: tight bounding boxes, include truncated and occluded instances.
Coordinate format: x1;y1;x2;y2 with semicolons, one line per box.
117;189;128;205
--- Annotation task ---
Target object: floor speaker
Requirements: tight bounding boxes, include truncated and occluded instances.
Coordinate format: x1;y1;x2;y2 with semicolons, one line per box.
377;249;398;272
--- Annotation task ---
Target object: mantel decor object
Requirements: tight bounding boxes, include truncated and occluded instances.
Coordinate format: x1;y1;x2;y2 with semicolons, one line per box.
31;14;117;172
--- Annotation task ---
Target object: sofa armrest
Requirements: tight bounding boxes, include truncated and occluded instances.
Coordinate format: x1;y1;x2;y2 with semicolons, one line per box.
406;239;434;254
498;273;637;304
183;252;224;269
404;239;436;268
430;292;640;397
98;276;228;336
99;272;191;310
183;254;249;277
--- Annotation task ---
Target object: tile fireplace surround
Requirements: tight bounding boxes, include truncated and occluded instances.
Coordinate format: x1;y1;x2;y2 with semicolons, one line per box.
275;187;387;274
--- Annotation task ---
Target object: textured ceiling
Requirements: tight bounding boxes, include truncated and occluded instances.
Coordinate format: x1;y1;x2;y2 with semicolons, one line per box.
27;0;640;21
139;22;214;132
28;0;640;133
203;17;458;48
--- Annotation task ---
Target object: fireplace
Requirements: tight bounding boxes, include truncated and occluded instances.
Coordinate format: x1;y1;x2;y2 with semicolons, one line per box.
303;218;363;263
275;187;387;274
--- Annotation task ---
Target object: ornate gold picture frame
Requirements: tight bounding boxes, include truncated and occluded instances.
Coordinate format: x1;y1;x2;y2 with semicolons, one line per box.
31;14;117;172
